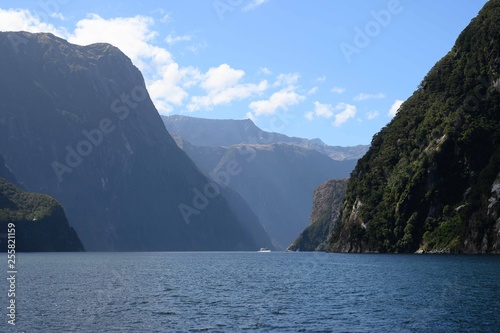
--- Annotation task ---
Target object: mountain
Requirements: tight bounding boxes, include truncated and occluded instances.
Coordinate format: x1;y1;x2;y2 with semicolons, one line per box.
326;1;500;253
0;156;83;251
174;135;356;249
0;31;268;251
163;115;369;161
287;179;348;251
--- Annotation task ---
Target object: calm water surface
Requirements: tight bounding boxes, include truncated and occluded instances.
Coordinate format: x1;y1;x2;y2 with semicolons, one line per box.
1;252;499;332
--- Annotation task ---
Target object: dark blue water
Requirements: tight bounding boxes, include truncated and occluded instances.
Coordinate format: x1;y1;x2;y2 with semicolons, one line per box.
1;252;499;333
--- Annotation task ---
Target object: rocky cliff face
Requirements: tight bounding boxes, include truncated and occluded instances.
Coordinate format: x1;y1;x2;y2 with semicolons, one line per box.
0;32;266;251
288;179;348;251
328;1;500;253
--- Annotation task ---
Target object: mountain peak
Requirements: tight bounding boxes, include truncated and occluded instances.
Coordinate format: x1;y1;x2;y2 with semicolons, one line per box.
0;31;266;251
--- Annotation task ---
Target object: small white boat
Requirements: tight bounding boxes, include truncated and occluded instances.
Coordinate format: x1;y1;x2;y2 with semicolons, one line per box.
258;248;271;252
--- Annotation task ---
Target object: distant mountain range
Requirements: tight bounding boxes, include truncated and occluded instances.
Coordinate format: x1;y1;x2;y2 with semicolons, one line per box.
0;31;271;251
163;115;361;249
163;115;368;161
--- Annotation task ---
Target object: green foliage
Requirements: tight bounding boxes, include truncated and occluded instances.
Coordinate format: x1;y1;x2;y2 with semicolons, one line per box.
330;1;500;253
0;178;84;251
422;215;464;252
0;178;58;222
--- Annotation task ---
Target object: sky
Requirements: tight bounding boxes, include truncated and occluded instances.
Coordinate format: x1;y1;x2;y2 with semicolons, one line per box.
0;0;489;146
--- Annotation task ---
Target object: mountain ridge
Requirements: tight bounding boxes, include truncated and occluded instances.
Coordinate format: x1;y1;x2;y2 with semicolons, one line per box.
163;115;368;161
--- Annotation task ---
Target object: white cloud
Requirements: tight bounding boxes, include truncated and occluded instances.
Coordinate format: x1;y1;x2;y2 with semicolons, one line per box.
201;64;244;91
316;76;326;82
354;93;385;101
333;103;356;127
188;80;268;111
184;41;207;54
315;102;334;118
331;86;346;94
388;99;404;117
258;67;272;75
187;64;268;111
312;101;334;118
165;33;192;44
152;8;171;23
148;63;201;111
51;12;66;21
68;14;172;74
306;101;355;126
160;13;171;24
308;87;318;95
273;72;300;87
0;8;64;35
242;0;270;12
366;110;380;120
249;87;305;116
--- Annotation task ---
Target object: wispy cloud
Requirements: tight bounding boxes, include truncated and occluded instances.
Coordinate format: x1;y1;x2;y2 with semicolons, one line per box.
165;33;192;44
242;0;270;12
258;67;272;75
388;99;404;117
366;110;380;120
153;8;171;23
307;87;318;95
305;101;334;120
305;101;356;127
184;41;208;54
187;64;268;111
333;103;356;127
249;86;305;116
331;86;346;94
354;93;385;101
273;72;300;87
160;13;171;24
51;12;66;21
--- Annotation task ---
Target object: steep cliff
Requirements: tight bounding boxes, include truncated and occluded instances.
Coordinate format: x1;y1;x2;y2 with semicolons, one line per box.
288;179;348;251
329;1;500;253
0;32;266;251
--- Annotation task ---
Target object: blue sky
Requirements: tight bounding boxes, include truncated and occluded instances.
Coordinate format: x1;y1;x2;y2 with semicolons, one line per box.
0;0;488;146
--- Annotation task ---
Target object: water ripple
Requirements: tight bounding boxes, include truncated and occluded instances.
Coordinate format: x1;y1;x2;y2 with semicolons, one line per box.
2;252;499;333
